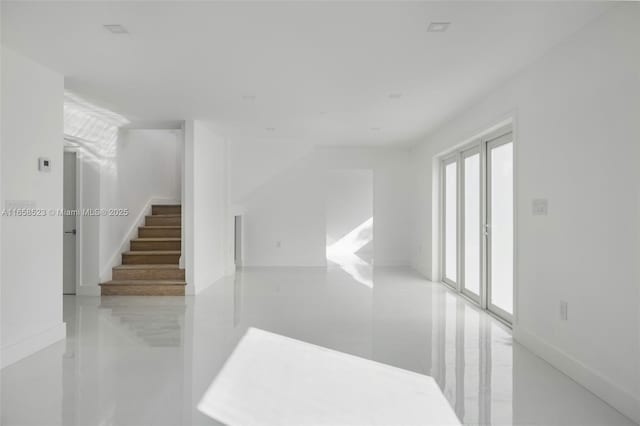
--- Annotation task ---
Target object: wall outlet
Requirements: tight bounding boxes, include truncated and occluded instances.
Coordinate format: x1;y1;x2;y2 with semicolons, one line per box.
560;300;568;321
532;198;548;216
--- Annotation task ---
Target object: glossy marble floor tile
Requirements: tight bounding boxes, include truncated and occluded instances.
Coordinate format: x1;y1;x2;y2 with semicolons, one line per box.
1;267;635;426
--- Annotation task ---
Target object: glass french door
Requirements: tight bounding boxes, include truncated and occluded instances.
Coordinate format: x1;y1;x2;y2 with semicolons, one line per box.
461;147;481;302
441;127;513;323
486;136;514;320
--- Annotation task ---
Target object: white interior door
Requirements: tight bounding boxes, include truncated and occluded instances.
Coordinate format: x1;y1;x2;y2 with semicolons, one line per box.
486;136;514;321
63;151;77;295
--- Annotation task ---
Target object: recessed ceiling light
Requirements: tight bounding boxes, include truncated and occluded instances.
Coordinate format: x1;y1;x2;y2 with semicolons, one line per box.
104;24;128;34
388;93;403;99
427;22;450;32
242;95;256;101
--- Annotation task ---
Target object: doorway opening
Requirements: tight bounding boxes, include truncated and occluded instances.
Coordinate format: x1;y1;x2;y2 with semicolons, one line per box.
63;150;78;295
440;125;514;323
325;169;373;286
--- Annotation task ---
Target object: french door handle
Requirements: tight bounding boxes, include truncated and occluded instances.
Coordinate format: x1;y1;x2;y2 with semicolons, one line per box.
65;229;77;235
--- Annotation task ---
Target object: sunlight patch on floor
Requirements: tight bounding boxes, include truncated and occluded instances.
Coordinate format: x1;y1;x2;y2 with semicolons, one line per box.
198;328;460;426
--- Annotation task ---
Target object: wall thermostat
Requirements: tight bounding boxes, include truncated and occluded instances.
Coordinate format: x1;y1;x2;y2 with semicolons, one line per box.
532;198;548;216
38;157;51;172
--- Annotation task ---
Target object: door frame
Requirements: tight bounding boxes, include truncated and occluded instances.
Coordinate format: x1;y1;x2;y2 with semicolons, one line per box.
63;142;84;295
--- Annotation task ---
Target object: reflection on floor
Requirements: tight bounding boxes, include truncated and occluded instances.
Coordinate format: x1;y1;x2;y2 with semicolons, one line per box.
327;254;373;288
99;297;186;347
1;267;635;426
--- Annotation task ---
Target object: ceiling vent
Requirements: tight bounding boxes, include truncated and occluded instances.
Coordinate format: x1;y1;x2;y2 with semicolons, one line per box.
427;22;450;32
104;24;129;34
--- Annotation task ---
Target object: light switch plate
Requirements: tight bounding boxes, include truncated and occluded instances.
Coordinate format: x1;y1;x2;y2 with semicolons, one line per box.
38;157;51;172
532;198;548;216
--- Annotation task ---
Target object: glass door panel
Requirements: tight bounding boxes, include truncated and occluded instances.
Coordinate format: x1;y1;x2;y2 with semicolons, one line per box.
487;139;513;319
462;149;481;300
443;159;458;285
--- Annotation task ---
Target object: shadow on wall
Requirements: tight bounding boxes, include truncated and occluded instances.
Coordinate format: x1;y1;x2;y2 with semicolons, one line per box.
64;91;127;174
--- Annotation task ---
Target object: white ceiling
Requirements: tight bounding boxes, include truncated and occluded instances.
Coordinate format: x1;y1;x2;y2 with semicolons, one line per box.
2;1;611;146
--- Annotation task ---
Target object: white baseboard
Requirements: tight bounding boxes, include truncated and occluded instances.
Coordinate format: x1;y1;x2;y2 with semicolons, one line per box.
187;272;232;295
513;326;640;424
76;285;101;296
1;322;66;369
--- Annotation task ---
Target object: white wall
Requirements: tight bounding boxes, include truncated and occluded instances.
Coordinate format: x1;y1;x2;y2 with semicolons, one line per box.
1;47;66;368
231;139;313;204
183;120;233;295
236;146;411;267
409;4;640;422
99;129;181;282
242;152;325;267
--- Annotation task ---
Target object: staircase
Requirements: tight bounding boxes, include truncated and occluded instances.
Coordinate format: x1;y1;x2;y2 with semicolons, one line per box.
100;204;186;296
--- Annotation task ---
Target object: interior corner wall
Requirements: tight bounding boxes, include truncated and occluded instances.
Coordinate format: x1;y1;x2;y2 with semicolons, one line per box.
183;120;232;295
1;46;66;368
237;146;411;267
409;4;640;422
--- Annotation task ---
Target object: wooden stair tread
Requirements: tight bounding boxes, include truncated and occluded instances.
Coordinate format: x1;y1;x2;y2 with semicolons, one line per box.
145;216;181;226
148;214;181;217
137;225;181;238
114;264;182;270
101;280;186;286
152;204;181;207
132;238;181;241
124;250;181;255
